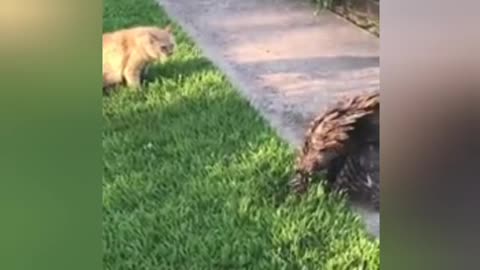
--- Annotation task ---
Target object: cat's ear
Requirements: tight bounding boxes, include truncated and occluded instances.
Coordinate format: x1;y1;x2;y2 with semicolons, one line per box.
164;24;172;33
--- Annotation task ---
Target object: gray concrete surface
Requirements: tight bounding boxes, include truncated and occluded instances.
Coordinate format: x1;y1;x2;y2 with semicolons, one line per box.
157;0;379;238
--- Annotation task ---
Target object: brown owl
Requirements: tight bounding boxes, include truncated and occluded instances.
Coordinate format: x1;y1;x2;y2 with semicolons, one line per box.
290;90;379;210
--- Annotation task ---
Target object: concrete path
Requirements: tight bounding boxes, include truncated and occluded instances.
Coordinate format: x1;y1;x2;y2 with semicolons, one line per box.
158;0;379;238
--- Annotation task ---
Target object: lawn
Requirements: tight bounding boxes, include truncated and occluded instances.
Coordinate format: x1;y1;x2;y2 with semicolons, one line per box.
102;0;380;269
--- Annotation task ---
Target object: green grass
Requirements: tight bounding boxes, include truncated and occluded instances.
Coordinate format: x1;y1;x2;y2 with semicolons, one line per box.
102;0;380;269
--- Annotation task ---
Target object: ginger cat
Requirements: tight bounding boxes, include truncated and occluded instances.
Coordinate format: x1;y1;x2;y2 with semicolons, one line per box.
102;25;176;90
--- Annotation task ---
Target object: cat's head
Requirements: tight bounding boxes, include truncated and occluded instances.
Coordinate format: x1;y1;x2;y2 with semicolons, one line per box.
146;25;176;60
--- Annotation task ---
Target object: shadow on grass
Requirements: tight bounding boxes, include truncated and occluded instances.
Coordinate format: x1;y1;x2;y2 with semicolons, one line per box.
144;57;217;83
103;75;296;213
103;57;217;97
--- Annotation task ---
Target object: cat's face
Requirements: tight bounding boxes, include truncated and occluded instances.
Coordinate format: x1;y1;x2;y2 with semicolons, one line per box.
148;26;176;59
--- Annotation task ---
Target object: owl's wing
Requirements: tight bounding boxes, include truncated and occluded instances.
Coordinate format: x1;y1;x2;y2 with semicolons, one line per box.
332;142;380;209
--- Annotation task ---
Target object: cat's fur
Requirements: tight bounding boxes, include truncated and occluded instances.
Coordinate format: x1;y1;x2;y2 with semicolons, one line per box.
102;25;176;90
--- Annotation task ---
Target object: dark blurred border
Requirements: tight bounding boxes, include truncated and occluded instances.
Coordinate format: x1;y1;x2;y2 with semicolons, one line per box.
382;0;480;269
0;1;102;270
